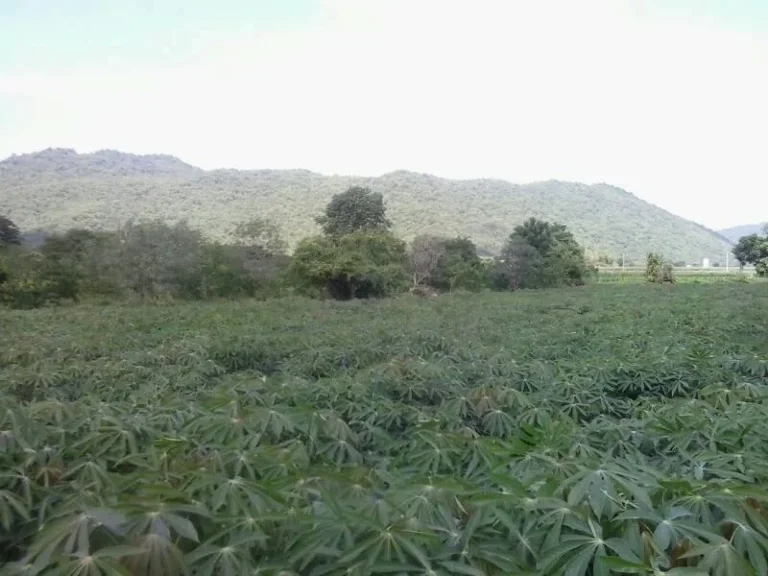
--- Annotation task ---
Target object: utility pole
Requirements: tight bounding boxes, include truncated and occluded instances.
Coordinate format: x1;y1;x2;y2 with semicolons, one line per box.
622;253;625;272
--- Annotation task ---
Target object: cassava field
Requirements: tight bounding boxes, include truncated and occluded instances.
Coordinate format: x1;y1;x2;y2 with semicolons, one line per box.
2;284;768;576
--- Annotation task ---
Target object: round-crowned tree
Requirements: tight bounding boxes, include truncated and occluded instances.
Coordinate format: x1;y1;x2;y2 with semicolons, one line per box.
492;218;591;290
316;186;391;237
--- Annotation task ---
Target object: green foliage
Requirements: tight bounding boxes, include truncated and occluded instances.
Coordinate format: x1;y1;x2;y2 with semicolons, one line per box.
646;253;676;284
409;236;486;292
40;229;109;299
1;285;768;574
1;149;733;262
433;237;486;291
0;214;22;247
103;220;207;298
290;231;408;299
198;242;283;299
1;219;292;307
316;186;391;236
196;219;289;300
494;218;592;289
231;217;286;254
0;248;81;308
733;229;768;277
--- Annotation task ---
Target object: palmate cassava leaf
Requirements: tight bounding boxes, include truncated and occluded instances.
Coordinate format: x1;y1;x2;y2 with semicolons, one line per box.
2;285;768;574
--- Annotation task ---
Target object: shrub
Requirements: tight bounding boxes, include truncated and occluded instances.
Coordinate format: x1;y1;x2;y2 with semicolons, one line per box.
0;250;73;308
646;252;676;284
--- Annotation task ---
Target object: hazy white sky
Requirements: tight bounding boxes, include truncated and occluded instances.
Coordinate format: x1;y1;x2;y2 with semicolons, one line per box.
1;0;766;229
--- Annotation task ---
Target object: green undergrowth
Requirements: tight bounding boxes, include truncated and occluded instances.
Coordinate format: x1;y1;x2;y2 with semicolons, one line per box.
1;284;768;575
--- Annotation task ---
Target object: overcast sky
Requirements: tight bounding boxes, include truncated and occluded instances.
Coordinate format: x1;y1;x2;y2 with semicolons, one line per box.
1;0;766;229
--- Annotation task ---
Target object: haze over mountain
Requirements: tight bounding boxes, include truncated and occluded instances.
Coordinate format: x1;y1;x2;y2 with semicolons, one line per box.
1;148;732;263
718;223;767;243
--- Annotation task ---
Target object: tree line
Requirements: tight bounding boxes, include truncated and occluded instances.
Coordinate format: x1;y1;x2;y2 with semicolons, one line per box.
0;185;692;308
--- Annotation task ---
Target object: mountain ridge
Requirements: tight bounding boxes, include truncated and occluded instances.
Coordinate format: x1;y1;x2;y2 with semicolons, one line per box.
718;223;767;243
0;148;732;262
0;148;201;178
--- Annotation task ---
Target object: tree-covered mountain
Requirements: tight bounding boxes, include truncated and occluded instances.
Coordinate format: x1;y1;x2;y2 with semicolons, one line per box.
1;148;731;262
718;223;767;243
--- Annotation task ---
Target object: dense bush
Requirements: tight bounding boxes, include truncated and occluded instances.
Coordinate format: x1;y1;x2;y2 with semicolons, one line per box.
198;242;288;299
0;248;81;308
0;219;291;307
290;231;409;299
646;252;676;283
409;235;486;292
492;218;592;290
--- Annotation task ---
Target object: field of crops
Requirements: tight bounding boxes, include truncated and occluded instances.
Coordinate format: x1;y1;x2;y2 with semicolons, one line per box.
593;268;760;285
2;284;768;575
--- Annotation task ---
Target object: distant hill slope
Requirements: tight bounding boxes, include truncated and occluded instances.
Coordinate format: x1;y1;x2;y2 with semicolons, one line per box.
718;223;767;243
1;148;732;262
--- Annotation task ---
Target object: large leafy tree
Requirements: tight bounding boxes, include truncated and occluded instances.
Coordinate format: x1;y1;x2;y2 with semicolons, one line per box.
409;235;485;292
290;231;408;299
733;228;768;276
316;186;391;237
0;214;22;247
494;218;591;289
432;237;486;291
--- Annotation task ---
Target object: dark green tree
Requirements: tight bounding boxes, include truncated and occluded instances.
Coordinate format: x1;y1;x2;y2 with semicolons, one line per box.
511;217;564;255
493;218;591;289
733;229;768;276
433;237;486;291
0;214;22;247
316;186;391;236
289;231;408;299
491;237;544;290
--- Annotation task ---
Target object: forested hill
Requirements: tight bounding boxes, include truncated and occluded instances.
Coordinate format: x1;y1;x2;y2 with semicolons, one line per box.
1;148;731;262
718;223;767;243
